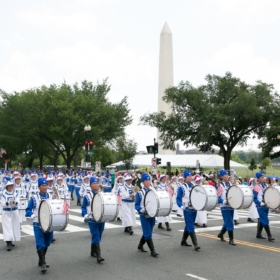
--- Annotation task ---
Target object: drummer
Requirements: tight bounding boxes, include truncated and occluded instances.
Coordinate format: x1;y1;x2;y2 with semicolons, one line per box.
157;174;172;231
216;170;236;246
176;176;184;217
25;178;53;274
1;181;21;251
176;170;200;250
81;177;105;263
135;173;159;257
120;175;136;235
253;172;275;241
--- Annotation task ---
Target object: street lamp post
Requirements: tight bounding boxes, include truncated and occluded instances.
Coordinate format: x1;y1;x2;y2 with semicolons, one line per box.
84;125;91;165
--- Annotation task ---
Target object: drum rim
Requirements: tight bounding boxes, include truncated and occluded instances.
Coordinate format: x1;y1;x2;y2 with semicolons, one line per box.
38;200;51;232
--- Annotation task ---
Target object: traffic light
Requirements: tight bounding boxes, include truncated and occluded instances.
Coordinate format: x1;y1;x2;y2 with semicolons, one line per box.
154;142;158;154
146;145;154;154
85;141;89;151
89;141;94;150
156;158;161;165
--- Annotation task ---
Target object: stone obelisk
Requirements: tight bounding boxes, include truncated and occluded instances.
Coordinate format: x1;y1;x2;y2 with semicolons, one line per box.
157;22;175;155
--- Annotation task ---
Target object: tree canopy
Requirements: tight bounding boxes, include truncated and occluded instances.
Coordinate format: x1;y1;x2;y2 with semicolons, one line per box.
0;80;132;169
140;72;280;170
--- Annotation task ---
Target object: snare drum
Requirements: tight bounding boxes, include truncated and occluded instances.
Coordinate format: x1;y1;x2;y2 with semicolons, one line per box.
91;192;119;222
144;189;172;218
19;198;28;210
264;186;280;209
227;185;253;209
38;200;69;232
190;185;217;211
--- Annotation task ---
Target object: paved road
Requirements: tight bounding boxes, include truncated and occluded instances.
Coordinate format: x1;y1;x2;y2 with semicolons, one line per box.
1;201;280;280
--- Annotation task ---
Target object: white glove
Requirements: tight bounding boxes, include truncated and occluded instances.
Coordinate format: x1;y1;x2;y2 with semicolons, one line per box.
181;205;185;210
223;200;228;205
260;202;265;206
31;214;35;219
84;214;90;219
140;208;146;213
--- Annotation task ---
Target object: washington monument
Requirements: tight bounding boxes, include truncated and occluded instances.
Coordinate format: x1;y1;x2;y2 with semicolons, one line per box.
157;22;175;155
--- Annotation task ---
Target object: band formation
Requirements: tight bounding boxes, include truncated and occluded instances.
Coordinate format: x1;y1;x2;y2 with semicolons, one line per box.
0;169;277;274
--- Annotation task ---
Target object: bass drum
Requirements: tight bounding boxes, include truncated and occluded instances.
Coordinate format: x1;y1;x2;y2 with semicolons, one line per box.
227;185;253;209
38;200;69;232
91;192;119;222
190;185;217;211
264;186;280;209
144;189;172;218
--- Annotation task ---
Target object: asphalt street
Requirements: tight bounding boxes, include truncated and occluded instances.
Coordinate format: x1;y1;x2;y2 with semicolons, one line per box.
1;201;280;280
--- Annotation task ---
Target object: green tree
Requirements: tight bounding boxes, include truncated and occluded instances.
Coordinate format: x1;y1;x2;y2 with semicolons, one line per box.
115;136;138;170
261;157;272;167
140;72;280;170
0;80;132;169
248;157;257;171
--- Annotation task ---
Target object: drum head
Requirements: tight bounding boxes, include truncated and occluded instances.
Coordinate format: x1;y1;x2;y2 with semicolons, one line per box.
227;185;242;209
92;194;102;221
190;185;207;211
144;191;158;217
264;187;280;209
39;200;50;232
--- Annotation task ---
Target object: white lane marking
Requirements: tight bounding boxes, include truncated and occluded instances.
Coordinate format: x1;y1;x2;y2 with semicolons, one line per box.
186;273;209;280
21;225;34;236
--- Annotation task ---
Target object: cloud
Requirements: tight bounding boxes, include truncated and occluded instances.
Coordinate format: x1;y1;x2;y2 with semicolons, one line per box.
17;9;96;32
210;42;280;88
210;0;280;25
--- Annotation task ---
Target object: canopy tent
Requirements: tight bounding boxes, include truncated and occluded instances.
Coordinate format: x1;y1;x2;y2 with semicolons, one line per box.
107;154;247;169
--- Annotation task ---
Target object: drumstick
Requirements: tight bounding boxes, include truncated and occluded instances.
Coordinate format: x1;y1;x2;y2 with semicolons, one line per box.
145;201;150;207
227;197;232;200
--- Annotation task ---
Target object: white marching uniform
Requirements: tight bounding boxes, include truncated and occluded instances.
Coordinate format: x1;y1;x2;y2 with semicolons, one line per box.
171;182;179;211
14;182;27;223
1;189;21;242
79;178;90;198
156;183;172;223
248;183;259;219
113;181;123;219
120;183;136;227
27;180;39;199
0;182;3;215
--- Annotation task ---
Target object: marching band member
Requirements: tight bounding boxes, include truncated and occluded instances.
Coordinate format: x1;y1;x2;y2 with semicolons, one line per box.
79;175;90;199
176;176;184;217
14;176;27;223
54;176;68;199
113;174;123;221
67;172;76;201
216;170;236;246
46;177;55;196
157;174;172;231
254;172;275;241
177;170;200;250
171;176;178;213
247;178;259;223
82;177;105;263
194;175;207;228
120;175;136;235
1;181;21;251
25;178;53;273
135;173;159;257
27;173;39;199
75;172;83;206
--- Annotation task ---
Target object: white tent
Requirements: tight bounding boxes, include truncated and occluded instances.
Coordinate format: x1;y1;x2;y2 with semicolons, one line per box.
107;154;247;168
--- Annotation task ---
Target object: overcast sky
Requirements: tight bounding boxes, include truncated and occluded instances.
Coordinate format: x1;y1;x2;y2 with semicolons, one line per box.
1;0;280;152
